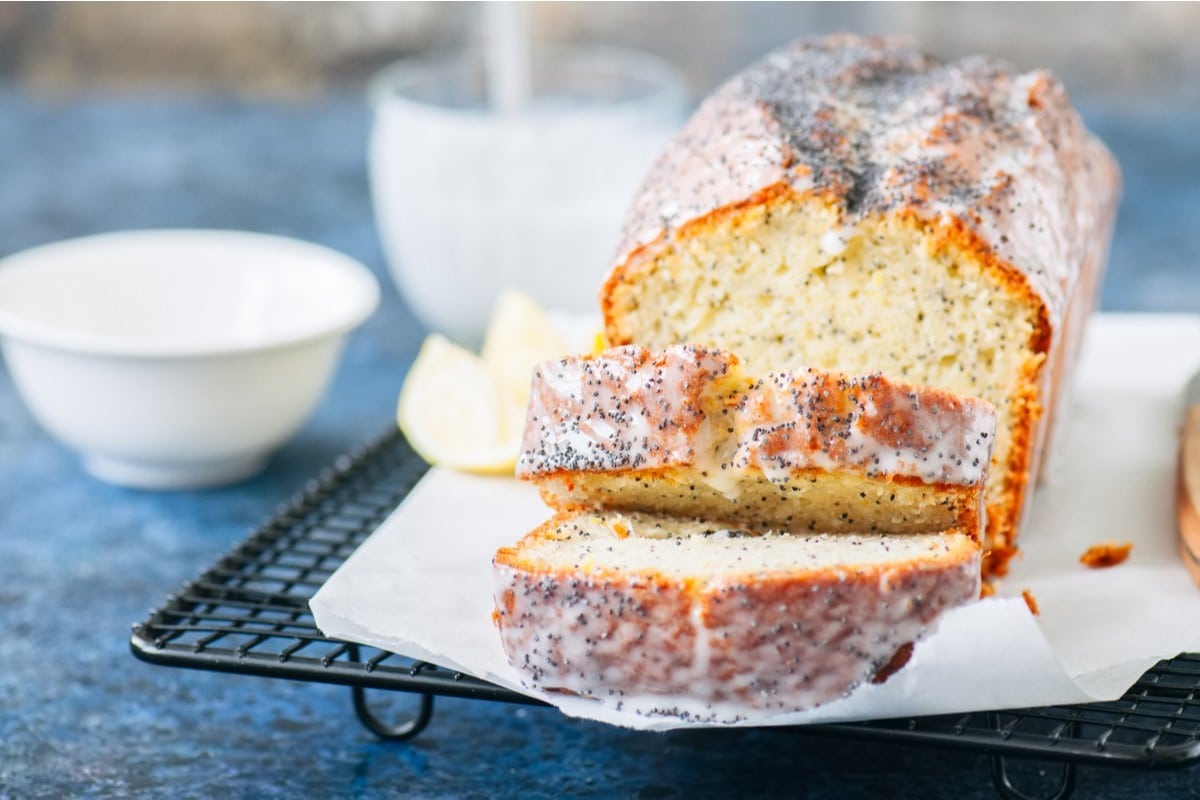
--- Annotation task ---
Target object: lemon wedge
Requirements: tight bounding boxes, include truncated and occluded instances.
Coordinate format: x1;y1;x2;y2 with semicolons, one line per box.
480;289;568;400
397;334;521;475
481;289;568;444
591;330;608;356
398;290;569;475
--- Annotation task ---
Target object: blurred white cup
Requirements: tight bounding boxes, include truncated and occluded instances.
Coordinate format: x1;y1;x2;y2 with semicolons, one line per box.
368;46;687;347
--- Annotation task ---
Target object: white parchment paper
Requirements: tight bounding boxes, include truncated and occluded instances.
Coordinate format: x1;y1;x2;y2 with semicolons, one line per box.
310;313;1200;730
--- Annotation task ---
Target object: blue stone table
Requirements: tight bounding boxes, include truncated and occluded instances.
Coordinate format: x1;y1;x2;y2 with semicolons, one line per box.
0;89;1197;798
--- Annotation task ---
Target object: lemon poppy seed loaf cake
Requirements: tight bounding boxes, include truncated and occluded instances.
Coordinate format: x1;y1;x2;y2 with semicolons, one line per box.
517;344;996;538
600;35;1120;575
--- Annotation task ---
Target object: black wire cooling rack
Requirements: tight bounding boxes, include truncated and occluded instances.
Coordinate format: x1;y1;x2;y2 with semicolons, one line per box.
131;429;1200;800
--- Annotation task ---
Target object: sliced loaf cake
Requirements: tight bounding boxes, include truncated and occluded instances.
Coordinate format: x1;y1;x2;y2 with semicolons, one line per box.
600;35;1120;574
496;343;993;715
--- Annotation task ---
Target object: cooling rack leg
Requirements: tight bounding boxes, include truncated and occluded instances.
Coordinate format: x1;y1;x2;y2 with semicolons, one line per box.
989;753;1076;800
351;685;435;741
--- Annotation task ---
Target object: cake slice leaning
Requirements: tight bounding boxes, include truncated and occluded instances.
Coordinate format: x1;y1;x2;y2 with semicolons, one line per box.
493;510;981;719
517;344;997;540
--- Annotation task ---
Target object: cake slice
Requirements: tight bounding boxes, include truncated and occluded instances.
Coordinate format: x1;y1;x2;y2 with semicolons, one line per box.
518;344;996;539
493;510;981;718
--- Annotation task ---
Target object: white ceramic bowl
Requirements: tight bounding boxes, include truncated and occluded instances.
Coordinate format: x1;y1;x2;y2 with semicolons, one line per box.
0;230;380;489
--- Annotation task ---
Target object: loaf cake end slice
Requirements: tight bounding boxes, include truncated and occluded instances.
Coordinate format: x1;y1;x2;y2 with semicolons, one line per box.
493;510;981;719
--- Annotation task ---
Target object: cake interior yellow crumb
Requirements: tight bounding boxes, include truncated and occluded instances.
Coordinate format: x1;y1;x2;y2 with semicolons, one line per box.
608;199;1043;532
542;470;966;535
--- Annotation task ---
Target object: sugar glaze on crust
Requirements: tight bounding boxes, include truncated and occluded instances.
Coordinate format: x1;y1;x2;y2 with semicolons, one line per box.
518;344;997;488
493;512;982;720
609;34;1119;326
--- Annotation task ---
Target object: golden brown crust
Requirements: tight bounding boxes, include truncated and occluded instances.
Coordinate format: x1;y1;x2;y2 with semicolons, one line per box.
1079;541;1133;569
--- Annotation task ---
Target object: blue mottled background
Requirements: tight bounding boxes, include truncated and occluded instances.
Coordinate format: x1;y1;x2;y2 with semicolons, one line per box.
0;3;1198;798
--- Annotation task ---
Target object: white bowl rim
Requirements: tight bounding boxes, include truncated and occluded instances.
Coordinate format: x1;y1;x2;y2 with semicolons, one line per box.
0;229;381;359
367;44;689;119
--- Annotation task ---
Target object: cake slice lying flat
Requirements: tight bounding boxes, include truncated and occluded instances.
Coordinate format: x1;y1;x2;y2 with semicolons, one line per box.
518;344;997;539
493;510;981;719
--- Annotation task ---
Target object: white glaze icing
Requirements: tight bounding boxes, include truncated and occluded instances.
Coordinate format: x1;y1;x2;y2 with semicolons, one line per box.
519;345;996;487
493;512;981;718
611;36;1120;327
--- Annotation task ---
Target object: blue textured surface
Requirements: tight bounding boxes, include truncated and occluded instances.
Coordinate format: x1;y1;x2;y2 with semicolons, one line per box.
0;88;1198;798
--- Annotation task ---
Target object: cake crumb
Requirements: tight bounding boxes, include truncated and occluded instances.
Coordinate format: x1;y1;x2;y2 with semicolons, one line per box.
870;642;914;685
983;544;1019;580
1020;589;1039;616
1079;541;1133;569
